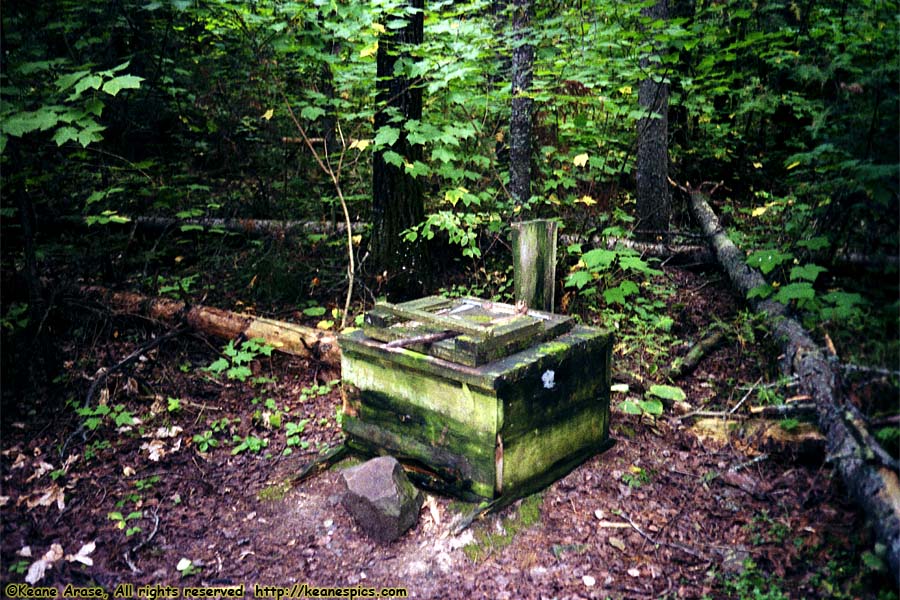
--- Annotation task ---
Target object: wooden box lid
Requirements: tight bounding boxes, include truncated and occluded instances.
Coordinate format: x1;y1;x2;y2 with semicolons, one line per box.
361;296;574;367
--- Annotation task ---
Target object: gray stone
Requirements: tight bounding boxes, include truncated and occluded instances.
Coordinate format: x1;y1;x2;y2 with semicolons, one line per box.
340;456;423;543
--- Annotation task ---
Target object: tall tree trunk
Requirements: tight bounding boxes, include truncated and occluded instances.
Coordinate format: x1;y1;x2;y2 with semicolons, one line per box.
371;0;428;300
509;0;534;206
635;0;671;241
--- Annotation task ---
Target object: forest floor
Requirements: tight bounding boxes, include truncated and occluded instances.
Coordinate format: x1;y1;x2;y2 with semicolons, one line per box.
1;266;896;600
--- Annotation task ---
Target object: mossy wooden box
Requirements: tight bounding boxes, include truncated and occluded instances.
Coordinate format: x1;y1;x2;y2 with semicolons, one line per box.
339;296;612;501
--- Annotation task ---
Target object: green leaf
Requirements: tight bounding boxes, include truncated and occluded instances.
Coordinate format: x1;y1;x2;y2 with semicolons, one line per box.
796;236;830;251
619;400;643;415
746;250;793;275
56;70;90;91
790;264;827;282
773;282;815;304
431;146;456;163
619;255;662;275
603;286;626;305
226;365;253;381
303;306;327;317
3;109;59;136
648;384;686;402
206;357;229;374
581;248;616;271
638;398;664;416
52;126;80;146
381;150;403;167
300;105;326;121
747;284;773;300
73;74;103;97
101;75;144;96
564;271;594;290
374;126;400;148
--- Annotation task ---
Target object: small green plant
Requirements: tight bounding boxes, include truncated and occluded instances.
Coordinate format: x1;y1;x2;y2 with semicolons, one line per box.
720;559;789;600
1;302;29;332
176;558;201;578
779;418;801;432
84;439;111;461
205;338;273;382
621;466;653;489
134;476;160;492
282;419;311;455
744;510;791;546
157;274;198;297
8;560;29;575
166;397;182;413
76;403;135;431
108;510;143;536
192;430;219;452
210;417;231;433
299;379;340;402
231;435;268;455
617;384;683;419
115;492;141;509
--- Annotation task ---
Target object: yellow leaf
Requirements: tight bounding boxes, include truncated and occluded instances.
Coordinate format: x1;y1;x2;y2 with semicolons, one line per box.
261;108;274;121
360;42;378;58
573;153;589;168
576;195;597;206
316;319;334;330
786;161;800;170
752;161;763;169
371;23;385;34
751;206;768;217
350;138;371;151
618;85;632;96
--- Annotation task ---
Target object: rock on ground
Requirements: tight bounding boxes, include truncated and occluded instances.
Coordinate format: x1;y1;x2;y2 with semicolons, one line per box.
340;456;424;543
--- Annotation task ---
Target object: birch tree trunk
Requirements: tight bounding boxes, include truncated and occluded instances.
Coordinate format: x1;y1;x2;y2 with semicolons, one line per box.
690;191;900;586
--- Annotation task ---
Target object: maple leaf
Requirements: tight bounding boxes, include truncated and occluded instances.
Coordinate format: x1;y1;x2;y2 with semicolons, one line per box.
572;153;589;167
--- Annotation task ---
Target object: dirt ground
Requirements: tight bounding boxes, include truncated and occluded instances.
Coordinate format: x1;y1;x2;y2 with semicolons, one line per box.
1;268;895;599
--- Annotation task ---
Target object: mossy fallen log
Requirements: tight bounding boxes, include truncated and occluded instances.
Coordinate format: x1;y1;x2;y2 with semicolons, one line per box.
79;286;341;367
690;190;900;585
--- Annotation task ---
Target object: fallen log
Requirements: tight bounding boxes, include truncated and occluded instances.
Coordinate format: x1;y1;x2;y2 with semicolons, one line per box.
53;215;362;237
78;287;341;367
690;190;900;584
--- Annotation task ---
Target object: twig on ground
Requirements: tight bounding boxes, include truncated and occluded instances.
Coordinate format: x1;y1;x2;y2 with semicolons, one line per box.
730;376;762;414
84;325;187;409
618;510;707;561
728;454;769;473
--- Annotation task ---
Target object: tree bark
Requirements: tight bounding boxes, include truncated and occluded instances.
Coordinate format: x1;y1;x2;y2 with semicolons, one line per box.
508;0;534;206
371;0;428;299
78;287;341;367
635;0;671;241
690;191;900;586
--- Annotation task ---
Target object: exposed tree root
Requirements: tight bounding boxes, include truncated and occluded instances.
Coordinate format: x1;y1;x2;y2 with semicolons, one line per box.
666;328;728;380
690;189;900;585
